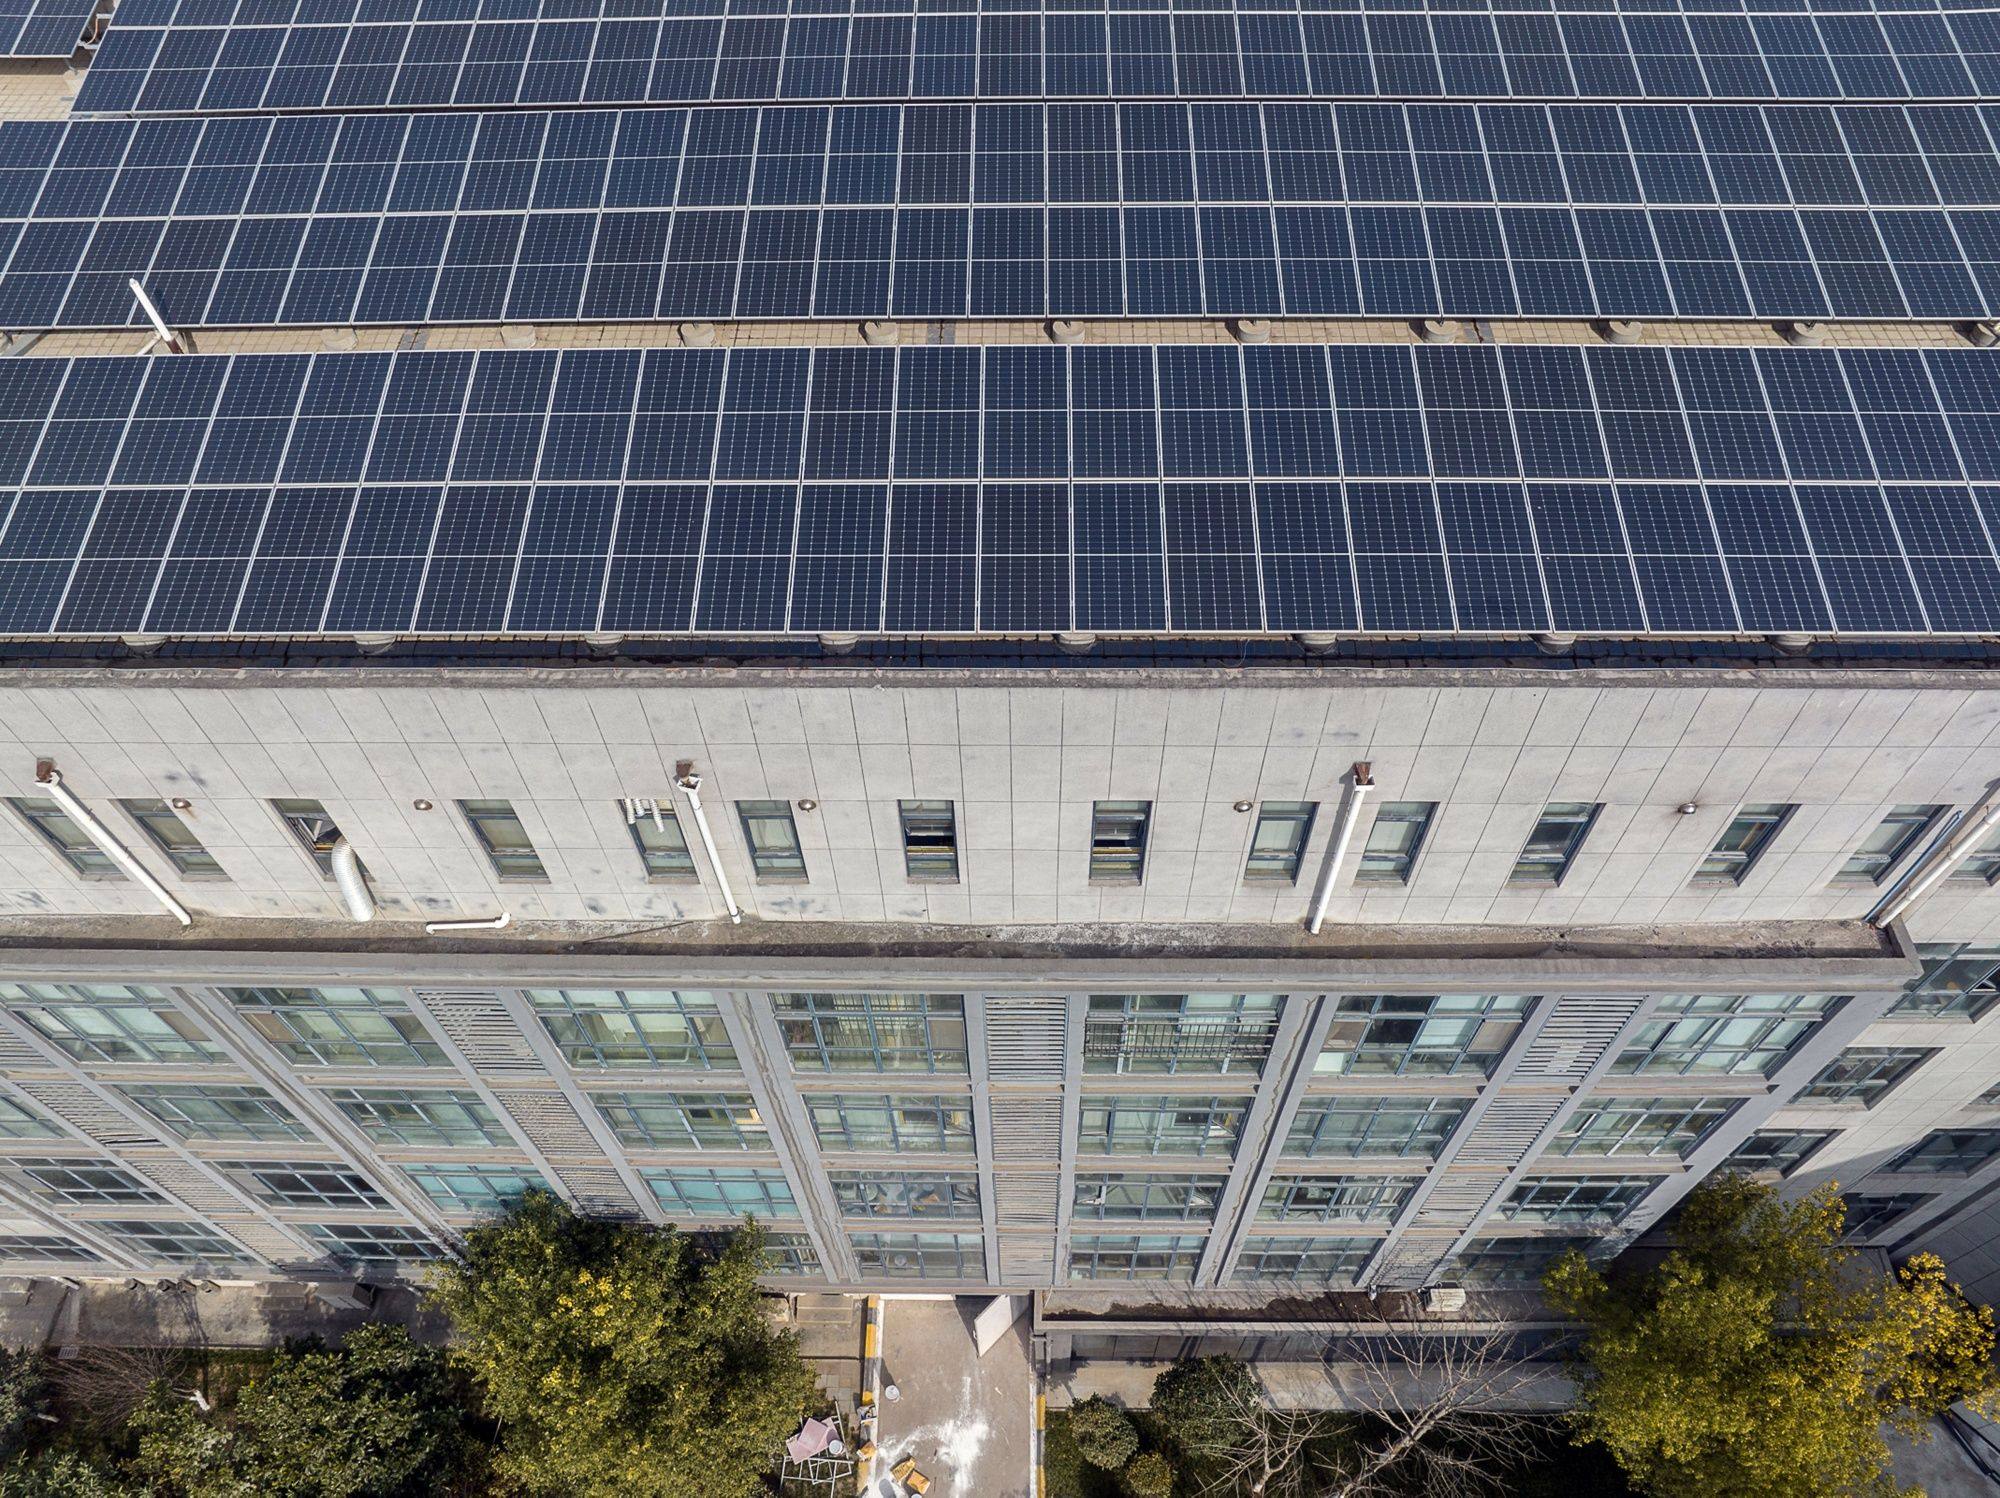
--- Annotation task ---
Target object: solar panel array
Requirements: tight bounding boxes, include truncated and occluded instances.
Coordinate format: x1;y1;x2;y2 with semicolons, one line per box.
4;342;2000;637
6;101;2000;327
0;0;94;57
72;2;2000;114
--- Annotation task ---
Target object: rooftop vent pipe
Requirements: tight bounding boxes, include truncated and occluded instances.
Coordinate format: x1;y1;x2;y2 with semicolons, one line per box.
328;837;375;924
673;768;743;925
1305;763;1374;936
1873;796;2000;930
32;761;191;926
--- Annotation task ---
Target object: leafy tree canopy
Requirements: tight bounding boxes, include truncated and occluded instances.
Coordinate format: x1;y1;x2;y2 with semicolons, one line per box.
1545;1174;2000;1498
424;1191;817;1498
1068;1395;1140;1470
0;1451;127;1498
1151;1354;1263;1459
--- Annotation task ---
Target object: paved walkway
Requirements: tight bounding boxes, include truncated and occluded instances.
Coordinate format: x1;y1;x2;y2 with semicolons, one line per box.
0;1276;446;1353
868;1296;1034;1498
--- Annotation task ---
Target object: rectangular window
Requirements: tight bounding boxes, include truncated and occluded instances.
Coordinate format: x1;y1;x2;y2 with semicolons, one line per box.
1257;1175;1419;1223
0;1092;63;1140
323;1088;511;1148
118;1084;311;1143
1355;801;1435;885
642;1167;800;1220
1694;803;1793;885
1068;1234;1204;1282
1726;1130;1836;1177
1082;993;1281;1076
761;1233;822;1276
806;1095;975;1154
1076;1098;1247;1158
401;1164;548;1213
0;982;222;1065
1089;801;1151;883
1498;1177;1654;1225
737;800;807;881
272;799;343;876
1317;993;1531;1078
216;1161;389;1209
1244;802;1316;883
1550;1097;1736;1158
220;986;446;1068
0;1233;101;1264
898;800;960;882
1844;1193;1930;1239
1230;1236;1377;1285
1071;1174;1227;1222
1892;947;2000;1020
1455;1235;1595;1285
1838;804;1946;884
1611;993;1837;1077
119;799;224;878
830;1171;981;1219
1284;1096;1470;1159
303;1222;443;1264
8;797;117;877
1882;1129;2000;1176
773;993;968;1073
1951;829;2000;885
98;1220;249;1266
849;1231;984;1280
1798;1047;1934;1106
1509;802;1600;885
0;1158;163;1206
625;801;697;881
526;989;737;1070
590;1091;769;1150
459;800;548;881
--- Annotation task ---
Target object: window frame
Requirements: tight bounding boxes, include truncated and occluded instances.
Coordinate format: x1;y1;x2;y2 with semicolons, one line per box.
848;1230;985;1280
1067;1233;1205;1282
271;798;343;877
1230;1236;1378;1285
458;799;549;882
1076;1097;1247;1158
1354;800;1436;885
1089;800;1152;884
1549;1097;1737;1158
118;798;226;879
1283;1095;1471;1160
217;1160;390;1209
830;1170;982;1219
625;800;699;882
1256;1174;1421;1224
302;1222;443;1264
1881;1128;2000;1177
1798;1046;1935;1107
806;1094;976;1155
737;800;808;882
7;797;118;878
1071;1173;1228;1222
774;992;969;1074
1725;1129;1837;1177
526;988;737;1070
897;800;961;883
1081;993;1281;1076
1693;803;1793;886
1496;1176;1656;1225
1;982;223;1065
1610;992;1838;1078
1508;802;1601;886
1836;803;1947;885
590;1091;769;1150
220;985;447;1068
322;1087;512;1148
1243;801;1317;884
117;1084;311;1143
1316;993;1532;1078
641;1166;801;1220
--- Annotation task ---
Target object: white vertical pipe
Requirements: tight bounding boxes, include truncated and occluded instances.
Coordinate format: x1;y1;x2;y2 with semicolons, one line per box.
1875;797;2000;929
675;774;743;925
32;766;192;925
1306;764;1374;936
328;837;375;923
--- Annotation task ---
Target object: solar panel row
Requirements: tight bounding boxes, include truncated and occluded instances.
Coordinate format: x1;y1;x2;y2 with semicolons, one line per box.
75;5;2000;113
0;0;95;57
1;342;1998;637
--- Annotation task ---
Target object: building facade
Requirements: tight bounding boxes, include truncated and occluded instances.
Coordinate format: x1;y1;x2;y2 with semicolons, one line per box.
0;670;1997;1300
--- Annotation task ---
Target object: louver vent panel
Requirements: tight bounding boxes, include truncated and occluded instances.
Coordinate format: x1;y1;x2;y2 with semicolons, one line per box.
0;1031;52;1068
1410;1174;1504;1228
992;1172;1060;1226
413;991;545;1073
985;1001;1069;1083
1452;1098;1565;1166
489;1090;644;1215
1371;1237;1453;1289
997;1236;1057;1286
550;1167;644;1220
1514;999;1644;1080
221;1222;315;1264
14;1083;158;1147
986;1097;1064;1161
126;1160;249;1215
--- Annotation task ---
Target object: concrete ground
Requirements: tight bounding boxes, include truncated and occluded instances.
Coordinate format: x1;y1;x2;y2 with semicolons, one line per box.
868;1296;1034;1498
0;1276;446;1353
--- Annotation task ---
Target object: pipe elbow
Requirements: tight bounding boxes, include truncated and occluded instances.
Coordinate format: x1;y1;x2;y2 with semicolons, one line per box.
328;837;375;924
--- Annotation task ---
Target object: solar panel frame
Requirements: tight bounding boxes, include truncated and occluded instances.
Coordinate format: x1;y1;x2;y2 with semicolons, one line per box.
3;343;2000;640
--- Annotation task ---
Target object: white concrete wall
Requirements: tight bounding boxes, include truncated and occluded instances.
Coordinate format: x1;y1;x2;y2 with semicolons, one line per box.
2;672;1998;938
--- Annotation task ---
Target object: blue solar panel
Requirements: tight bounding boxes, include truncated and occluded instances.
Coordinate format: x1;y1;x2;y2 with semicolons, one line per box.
1;343;1998;638
0;0;95;57
72;2;2000;113
5;103;2000;328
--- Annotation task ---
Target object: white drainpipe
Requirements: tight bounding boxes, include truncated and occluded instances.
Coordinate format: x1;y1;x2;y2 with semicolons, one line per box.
674;773;743;925
328;837;375;923
1305;763;1374;936
1874;796;2000;930
426;912;511;934
32;763;192;926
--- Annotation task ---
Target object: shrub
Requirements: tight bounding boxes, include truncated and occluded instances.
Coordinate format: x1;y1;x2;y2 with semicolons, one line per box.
1123;1450;1175;1498
1068;1396;1139;1470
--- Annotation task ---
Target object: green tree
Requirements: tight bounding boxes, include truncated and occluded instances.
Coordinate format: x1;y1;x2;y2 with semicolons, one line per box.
0;1346;50;1463
1068;1396;1140;1470
425;1190;817;1498
1546;1174;2000;1498
122;1327;469;1498
1123;1450;1175;1498
0;1451;128;1498
1151;1355;1261;1458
